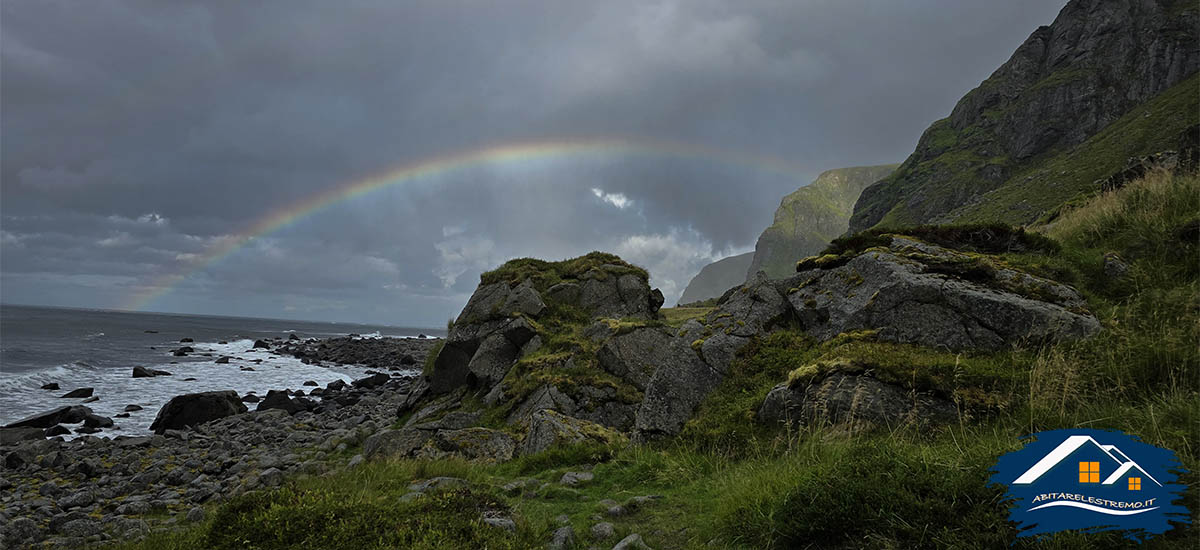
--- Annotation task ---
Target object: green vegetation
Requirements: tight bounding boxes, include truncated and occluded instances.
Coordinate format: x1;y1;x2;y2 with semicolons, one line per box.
479;251;649;290
660;306;713;327
109;173;1198;549
751;164;899;278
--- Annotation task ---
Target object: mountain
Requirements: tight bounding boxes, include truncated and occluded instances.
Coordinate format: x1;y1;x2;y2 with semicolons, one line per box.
747;164;898;279
676;252;753;306
849;0;1200;233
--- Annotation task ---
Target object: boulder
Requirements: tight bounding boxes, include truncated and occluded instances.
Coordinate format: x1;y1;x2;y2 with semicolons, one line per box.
633;320;723;440
595;326;672;391
214;356;231;364
132;366;172;378
758;371;958;429
434;427;516;461
508;385;577;424
351;372;390;389
253;339;271;349
149;390;247;434
362;428;434;459
786;237;1100;351
4;405;92;429
60;388;93;398
518;409;624;456
466;333;519;389
256;390;300;415
0;427;45;444
40;383;60;390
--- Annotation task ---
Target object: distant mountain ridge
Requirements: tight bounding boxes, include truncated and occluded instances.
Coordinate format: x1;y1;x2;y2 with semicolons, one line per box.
849;0;1200;233
747;164;898;279
676;252;753;306
677;164;896;304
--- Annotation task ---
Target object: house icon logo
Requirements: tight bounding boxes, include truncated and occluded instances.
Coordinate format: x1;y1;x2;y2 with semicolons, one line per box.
990;429;1190;541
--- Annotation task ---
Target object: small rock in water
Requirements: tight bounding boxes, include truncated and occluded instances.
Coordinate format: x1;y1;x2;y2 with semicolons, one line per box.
144;330;158;333
41;383;60;390
115;413;130;418
215;356;231;364
180;337;194;343
242;393;260;403
60;388;93;399
81;396;99;403
302;380;318;386
44;425;71;437
125;404;144;411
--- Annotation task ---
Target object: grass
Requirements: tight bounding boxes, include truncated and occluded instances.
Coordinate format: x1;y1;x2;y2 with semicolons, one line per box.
107;172;1199;549
479;251;649;290
660;307;714;327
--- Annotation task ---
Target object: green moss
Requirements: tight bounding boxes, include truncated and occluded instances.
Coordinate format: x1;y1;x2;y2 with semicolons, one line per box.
479;251;648;291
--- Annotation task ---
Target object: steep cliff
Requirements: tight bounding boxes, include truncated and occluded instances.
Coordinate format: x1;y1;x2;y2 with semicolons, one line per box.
747;164;898;279
849;0;1199;233
676;252;753;305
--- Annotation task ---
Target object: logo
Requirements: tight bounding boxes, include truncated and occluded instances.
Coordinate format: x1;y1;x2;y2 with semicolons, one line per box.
990;429;1190;541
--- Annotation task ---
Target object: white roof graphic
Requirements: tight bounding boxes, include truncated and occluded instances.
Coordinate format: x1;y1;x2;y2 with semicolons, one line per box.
1012;435;1162;487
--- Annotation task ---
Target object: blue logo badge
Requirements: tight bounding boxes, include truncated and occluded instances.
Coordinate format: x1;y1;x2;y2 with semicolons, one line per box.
990;429;1190;541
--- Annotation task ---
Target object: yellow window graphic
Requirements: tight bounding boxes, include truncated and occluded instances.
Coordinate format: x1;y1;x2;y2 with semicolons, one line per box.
1129;477;1141;491
1078;461;1100;483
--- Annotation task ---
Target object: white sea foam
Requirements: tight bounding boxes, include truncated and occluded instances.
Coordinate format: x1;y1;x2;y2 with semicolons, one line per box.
1;339;417;438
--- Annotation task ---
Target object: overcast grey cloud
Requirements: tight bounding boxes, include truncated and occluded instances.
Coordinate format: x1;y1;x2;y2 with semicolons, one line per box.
1;0;1067;327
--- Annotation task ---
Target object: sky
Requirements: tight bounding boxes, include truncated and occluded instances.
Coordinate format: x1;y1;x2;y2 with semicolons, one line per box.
1;0;1068;328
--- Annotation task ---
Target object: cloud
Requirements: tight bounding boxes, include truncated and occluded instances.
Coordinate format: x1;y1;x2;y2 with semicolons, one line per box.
0;0;1069;325
591;188;632;210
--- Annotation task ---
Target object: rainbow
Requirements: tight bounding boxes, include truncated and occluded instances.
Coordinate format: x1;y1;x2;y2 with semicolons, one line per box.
123;137;809;311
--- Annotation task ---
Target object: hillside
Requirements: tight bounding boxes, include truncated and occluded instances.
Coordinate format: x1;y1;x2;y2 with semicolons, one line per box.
109;170;1199;549
745;164;898;279
849;0;1199;233
676;252;753;306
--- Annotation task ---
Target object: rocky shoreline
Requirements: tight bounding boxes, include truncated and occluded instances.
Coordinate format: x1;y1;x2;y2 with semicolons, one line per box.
0;336;438;549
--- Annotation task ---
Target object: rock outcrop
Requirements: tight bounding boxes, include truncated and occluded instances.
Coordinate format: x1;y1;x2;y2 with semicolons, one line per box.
404;240;1099;446
758;371;958;430
787;236;1099;351
850;0;1199;232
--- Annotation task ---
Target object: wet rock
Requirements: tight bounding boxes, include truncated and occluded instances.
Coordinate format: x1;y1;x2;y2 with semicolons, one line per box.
149;390;247;434
351;373;390;389
61;388;94;399
41;383;60;390
132;366;172;378
253;339;271;349
5;405;93;429
256;390;301;415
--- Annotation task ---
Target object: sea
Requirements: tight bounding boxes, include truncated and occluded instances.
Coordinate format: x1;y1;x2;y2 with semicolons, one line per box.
0;304;444;436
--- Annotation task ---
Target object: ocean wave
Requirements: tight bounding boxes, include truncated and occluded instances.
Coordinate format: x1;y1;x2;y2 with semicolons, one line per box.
83;332;105;340
0;362;92;392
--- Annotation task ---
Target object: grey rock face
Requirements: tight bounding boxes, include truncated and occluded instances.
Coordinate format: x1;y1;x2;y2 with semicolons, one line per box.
362;428;434;459
850;0;1200;232
434;428;516;461
518;409;614;456
508;385;578;424
596;327;672;391
758;372;958;429
149;391;247;434
786;237;1100;351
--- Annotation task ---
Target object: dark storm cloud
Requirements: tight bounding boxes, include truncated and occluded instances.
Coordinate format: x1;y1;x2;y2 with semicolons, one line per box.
1;0;1067;326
